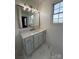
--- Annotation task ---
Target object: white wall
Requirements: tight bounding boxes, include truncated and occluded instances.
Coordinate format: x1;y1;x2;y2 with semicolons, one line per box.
38;0;63;55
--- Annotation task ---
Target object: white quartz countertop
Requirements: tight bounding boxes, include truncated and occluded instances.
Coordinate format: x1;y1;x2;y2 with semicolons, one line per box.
20;28;46;39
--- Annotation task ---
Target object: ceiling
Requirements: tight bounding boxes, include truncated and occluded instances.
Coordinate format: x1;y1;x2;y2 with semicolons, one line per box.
15;0;57;4
15;0;60;8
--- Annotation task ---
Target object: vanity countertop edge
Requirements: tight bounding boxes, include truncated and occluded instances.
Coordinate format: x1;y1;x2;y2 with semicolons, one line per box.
20;28;46;39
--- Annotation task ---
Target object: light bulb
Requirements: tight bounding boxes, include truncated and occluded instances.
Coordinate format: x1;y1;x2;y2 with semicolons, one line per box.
32;8;36;13
23;7;26;11
28;7;31;12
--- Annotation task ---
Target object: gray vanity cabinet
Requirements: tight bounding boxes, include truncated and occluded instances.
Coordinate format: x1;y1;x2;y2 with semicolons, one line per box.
33;31;46;49
22;30;46;56
24;36;33;55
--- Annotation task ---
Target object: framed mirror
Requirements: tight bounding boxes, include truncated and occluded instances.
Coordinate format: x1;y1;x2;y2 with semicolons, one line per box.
16;5;40;30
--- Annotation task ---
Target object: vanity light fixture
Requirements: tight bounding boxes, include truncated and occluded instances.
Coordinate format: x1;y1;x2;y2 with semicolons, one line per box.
18;3;39;13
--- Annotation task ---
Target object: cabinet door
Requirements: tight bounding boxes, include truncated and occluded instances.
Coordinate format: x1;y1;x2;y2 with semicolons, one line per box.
24;36;33;55
43;30;46;41
38;32;43;45
34;34;39;48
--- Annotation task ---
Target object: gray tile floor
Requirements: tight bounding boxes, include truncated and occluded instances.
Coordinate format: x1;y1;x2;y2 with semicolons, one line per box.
16;43;63;59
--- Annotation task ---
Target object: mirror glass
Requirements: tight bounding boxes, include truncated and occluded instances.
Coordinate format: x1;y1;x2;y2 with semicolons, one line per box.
16;5;40;30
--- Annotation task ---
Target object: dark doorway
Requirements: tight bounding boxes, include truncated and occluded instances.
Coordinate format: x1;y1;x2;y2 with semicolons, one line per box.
22;16;28;28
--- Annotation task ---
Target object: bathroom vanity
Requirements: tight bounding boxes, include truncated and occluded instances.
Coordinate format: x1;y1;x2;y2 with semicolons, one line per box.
20;29;46;56
16;4;46;56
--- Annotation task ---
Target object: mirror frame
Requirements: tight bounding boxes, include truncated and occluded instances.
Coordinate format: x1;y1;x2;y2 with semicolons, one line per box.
16;4;40;30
